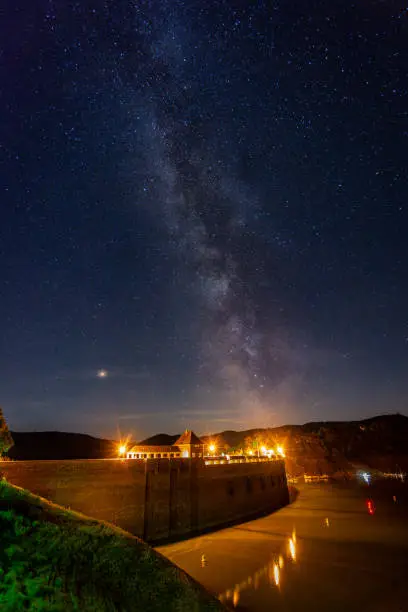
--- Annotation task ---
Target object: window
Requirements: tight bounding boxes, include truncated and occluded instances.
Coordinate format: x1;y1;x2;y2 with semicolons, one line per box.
150;454;154;458
163;453;167;458
144;454;147;458
170;453;174;458
176;453;180;457
157;453;161;458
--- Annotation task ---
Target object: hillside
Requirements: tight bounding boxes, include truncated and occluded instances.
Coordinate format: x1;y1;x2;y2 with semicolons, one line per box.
7;414;408;476
140;414;408;477
0;481;223;611
138;433;179;446
204;413;408;476
8;431;116;460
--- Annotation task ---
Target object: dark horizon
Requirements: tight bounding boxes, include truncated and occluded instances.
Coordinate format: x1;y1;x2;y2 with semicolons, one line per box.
1;1;407;438
7;410;408;442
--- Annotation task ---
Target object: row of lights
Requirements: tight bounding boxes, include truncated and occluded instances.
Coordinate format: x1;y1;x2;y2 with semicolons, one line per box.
207;444;285;458
117;444;189;458
117;443;286;458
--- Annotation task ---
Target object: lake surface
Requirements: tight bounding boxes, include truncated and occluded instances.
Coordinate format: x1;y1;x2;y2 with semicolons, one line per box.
158;480;408;611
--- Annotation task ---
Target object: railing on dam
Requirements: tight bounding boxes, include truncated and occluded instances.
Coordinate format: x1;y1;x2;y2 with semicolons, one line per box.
204;456;280;466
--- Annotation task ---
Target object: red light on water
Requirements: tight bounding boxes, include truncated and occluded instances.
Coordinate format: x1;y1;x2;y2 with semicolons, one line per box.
366;499;375;515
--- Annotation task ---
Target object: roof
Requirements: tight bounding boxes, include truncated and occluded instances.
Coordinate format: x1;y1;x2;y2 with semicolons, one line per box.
174;430;203;446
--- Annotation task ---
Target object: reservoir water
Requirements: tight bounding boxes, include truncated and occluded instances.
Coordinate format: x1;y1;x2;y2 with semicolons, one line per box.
158;480;408;611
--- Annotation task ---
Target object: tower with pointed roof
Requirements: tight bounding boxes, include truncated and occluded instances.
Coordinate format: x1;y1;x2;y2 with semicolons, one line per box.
0;406;13;456
174;430;204;458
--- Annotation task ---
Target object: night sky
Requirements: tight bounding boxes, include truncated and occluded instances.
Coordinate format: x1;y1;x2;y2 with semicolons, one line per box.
1;1;407;439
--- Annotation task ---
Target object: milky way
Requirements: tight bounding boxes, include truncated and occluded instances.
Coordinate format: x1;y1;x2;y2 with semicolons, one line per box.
1;1;407;436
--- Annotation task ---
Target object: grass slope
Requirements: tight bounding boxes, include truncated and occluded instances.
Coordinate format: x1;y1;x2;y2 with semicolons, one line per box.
0;480;224;612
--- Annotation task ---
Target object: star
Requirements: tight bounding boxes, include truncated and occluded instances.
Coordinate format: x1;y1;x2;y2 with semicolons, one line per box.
1;1;407;436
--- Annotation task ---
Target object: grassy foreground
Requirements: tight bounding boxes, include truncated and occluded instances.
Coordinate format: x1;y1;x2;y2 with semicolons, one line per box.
0;480;224;612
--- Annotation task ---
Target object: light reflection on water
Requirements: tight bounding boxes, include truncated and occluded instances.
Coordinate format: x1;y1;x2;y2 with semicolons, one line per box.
218;533;297;607
215;486;408;609
288;536;296;562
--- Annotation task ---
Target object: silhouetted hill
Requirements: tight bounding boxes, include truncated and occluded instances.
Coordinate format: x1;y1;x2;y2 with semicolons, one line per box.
138;433;179;446
209;414;408;447
207;413;408;476
138;414;408;476
7;414;408;474
8;431;116;460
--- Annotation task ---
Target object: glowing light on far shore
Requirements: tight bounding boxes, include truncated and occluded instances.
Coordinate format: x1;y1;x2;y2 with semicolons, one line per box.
209;444;216;453
277;445;285;458
97;369;108;378
118;444;127;456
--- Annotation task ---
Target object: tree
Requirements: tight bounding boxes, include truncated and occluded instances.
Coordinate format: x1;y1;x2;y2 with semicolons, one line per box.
244;432;266;455
0;406;13;456
213;435;230;454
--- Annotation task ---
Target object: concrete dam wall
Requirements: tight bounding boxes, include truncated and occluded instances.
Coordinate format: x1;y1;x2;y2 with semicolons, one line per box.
0;458;289;542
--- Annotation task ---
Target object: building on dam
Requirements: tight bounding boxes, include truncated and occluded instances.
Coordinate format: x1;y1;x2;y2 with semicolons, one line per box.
126;430;204;459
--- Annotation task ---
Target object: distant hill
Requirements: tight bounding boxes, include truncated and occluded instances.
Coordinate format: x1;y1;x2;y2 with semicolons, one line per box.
138;433;179;446
202;413;408;447
8;431;116;460
7;414;408;474
201;413;408;476
138;414;408;476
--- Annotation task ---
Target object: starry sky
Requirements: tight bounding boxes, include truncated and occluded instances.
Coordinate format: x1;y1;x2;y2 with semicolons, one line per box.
1;0;407;439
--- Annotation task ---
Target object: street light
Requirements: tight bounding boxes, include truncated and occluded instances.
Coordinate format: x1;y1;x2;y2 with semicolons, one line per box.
118;444;127;456
209;444;216;454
